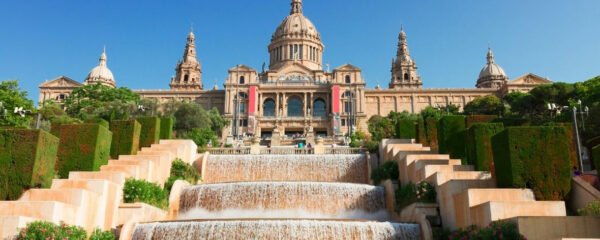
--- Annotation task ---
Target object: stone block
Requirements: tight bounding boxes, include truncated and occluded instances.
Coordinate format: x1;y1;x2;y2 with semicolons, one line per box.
117;203;166;226
511;216;600;240
0;129;58;200
407;159;461;184
435;179;496;230
56;124;112;178
0;216;38;239
0;201;78;225
119;155;168;185
399;154;449;186
159;139;197;165
416;164;473;184
399;202;439;223
108;159;152;181
100;164;140;179
470;201;566;228
68;171;126;187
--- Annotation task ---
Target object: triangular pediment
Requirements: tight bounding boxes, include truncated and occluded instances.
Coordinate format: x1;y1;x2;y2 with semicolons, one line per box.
39;76;82;88
508;73;552;85
228;64;256;72
272;62;314;76
334;63;361;71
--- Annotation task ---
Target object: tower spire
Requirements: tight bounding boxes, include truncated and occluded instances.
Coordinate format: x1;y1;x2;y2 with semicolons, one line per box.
487;45;495;64
390;25;422;89
99;46;107;66
291;0;303;14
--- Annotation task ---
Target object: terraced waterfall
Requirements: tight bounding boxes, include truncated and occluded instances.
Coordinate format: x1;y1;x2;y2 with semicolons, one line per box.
132;154;421;240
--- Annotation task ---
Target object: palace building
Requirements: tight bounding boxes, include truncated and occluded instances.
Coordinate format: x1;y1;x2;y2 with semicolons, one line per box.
38;0;552;142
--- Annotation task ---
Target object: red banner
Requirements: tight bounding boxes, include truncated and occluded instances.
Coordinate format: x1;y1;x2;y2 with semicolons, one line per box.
332;85;340;113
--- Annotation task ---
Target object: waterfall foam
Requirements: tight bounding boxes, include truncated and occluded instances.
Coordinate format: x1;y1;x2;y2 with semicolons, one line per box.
203;154;368;183
132;220;421;240
177;208;392;221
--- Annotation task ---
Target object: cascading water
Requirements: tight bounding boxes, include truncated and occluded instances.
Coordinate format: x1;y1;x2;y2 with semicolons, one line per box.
132;154;422;240
203;154;369;183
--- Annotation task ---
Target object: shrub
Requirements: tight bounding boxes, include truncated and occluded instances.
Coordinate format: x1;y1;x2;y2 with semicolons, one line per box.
578;200;600;216
433;220;526;240
0;129;58;200
465;123;504;172
89;228;115;240
395;181;436;212
492;127;572;200
123;178;168;210
137;117;161;148
159;117;174;140
109;120;141;159
16;221;87;240
425;117;439;151
56;124;112;179
368;115;394;142
465;115;497;128
363;140;379;154
164;159;200;192
183;128;217;148
395;119;418;139
371;161;399;185
437;116;466;163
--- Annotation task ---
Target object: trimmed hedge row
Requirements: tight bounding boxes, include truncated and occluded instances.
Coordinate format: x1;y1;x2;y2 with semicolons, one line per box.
84;118;109;129
159;117;174;140
492;126;571;200
109;120;141;159
0;129;59;200
50;123;62;137
465;123;504;172
593;145;600;173
491;117;530;127
557;123;578;170
425;117;439;151
395;119;417;139
56;124;112;178
416;118;426;144
465;115;497;128
437;116;467;163
137;117;161;148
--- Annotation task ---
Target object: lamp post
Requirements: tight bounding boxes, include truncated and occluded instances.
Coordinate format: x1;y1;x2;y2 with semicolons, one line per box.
548;102;588;172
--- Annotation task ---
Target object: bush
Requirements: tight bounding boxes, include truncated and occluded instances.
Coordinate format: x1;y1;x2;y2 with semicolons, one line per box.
123;178;168;210
425;117;439;151
465;123;504;172
89;228;115;240
492;127;572;200
363;140;379;154
84;118;109;129
465;115;497;128
137;117;161;148
578;200;600;216
56;124;112;179
395;119;418;139
433;220;526;240
164;159;200;192
371;161;399;185
438;116;467;163
16;221;87;240
159;117;174;140
395;181;436;212
368;115;394;142
183;128;217;148
0;129;58;200
109;120;141;159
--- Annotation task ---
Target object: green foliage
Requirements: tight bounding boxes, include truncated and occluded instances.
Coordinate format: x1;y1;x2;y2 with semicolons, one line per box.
492;127;572;200
464;95;505;116
437;115;467;163
465;115;498;128
363;140;379;154
0;80;35;128
367;115;394;142
64;83;140;121
109;120;141;159
164;159;201;192
207;107;229;136
420;106;445;120
159;117;174;140
491;117;530;127
433;220;526;240
182;128;217;148
38;100;80;125
0;129;58;200
593;145;600;172
578;200;600;216
84;118;109;129
89;228;115;240
424;117;439;151
395;119;418;139
465;123;504;172
371;161;399;185
16;221;87;240
123;178;168;210
137;117;161;148
56;124;112;179
169;101;212;135
415;118;426;144
395;181;436;212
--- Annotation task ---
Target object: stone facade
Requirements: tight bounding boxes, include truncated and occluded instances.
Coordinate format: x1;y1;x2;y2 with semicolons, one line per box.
38;0;552;142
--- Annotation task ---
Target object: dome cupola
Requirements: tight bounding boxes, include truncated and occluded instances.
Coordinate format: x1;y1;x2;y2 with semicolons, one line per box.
476;46;508;88
84;47;116;88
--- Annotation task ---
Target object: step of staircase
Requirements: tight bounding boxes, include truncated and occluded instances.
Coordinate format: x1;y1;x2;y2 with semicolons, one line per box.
101;164;140;179
407;159;462;184
0;216;39;239
435;178;497;230
119;155;169;185
0;201;79;226
399;154;450;186
68;171;126;186
108;159;153;181
416;164;475;184
470;201;566;228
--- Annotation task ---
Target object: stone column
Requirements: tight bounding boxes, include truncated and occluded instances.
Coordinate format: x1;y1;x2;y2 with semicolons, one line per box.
275;92;280;117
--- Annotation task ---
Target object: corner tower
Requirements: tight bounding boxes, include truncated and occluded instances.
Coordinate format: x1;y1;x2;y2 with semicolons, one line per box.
389;26;422;89
170;28;203;90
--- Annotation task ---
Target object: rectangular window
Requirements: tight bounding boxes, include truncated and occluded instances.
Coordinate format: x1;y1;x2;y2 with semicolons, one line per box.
299;45;303;60
239;102;246;113
344;102;352;113
341;119;346;126
294;44;298;59
289;45;293;59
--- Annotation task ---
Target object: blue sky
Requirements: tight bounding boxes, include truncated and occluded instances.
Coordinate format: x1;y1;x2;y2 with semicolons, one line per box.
1;0;599;103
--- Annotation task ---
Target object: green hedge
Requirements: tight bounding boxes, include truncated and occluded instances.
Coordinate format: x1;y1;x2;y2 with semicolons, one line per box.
491;117;530;127
371;161;400;185
50;123;62;137
557;123;578;170
159;117;174;140
56;124;112;178
465;115;497;128
492;126;572;200
164;159;201;192
0;129;59;200
465;123;504;172
438;115;466;162
137;117;161;148
425;117;439;151
593;145;600;172
395;119;418;139
109;120;141;159
416;118;426;144
84;118;109;129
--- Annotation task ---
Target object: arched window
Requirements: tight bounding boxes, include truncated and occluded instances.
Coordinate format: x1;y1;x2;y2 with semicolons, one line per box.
343;91;354;98
313;99;327;118
403;73;409;80
345;75;351;83
184;74;189;83
287;97;302;117
263;99;275;117
239;76;245;84
238;92;248;99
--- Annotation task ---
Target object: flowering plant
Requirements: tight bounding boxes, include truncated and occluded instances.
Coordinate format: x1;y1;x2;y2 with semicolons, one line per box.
395;181;436;211
16;221;87;240
433;220;527;240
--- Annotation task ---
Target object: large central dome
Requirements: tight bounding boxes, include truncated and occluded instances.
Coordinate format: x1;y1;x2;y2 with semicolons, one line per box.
268;0;324;71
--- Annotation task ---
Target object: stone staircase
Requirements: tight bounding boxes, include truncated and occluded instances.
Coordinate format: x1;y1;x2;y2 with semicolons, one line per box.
386;141;566;231
0;140;198;239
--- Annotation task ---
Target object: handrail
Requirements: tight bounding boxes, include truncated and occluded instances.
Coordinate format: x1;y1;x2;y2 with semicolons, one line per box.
206;147;251;155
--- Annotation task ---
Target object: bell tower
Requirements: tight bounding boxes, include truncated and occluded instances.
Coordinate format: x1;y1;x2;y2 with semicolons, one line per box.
390;26;422;89
170;27;203;90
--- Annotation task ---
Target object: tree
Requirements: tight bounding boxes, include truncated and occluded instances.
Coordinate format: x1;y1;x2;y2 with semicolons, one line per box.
207;107;229;136
172;101;211;135
182;128;218;147
0;80;35;127
367;115;394;142
420;106;445;120
64;83;140;121
463;95;505;115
